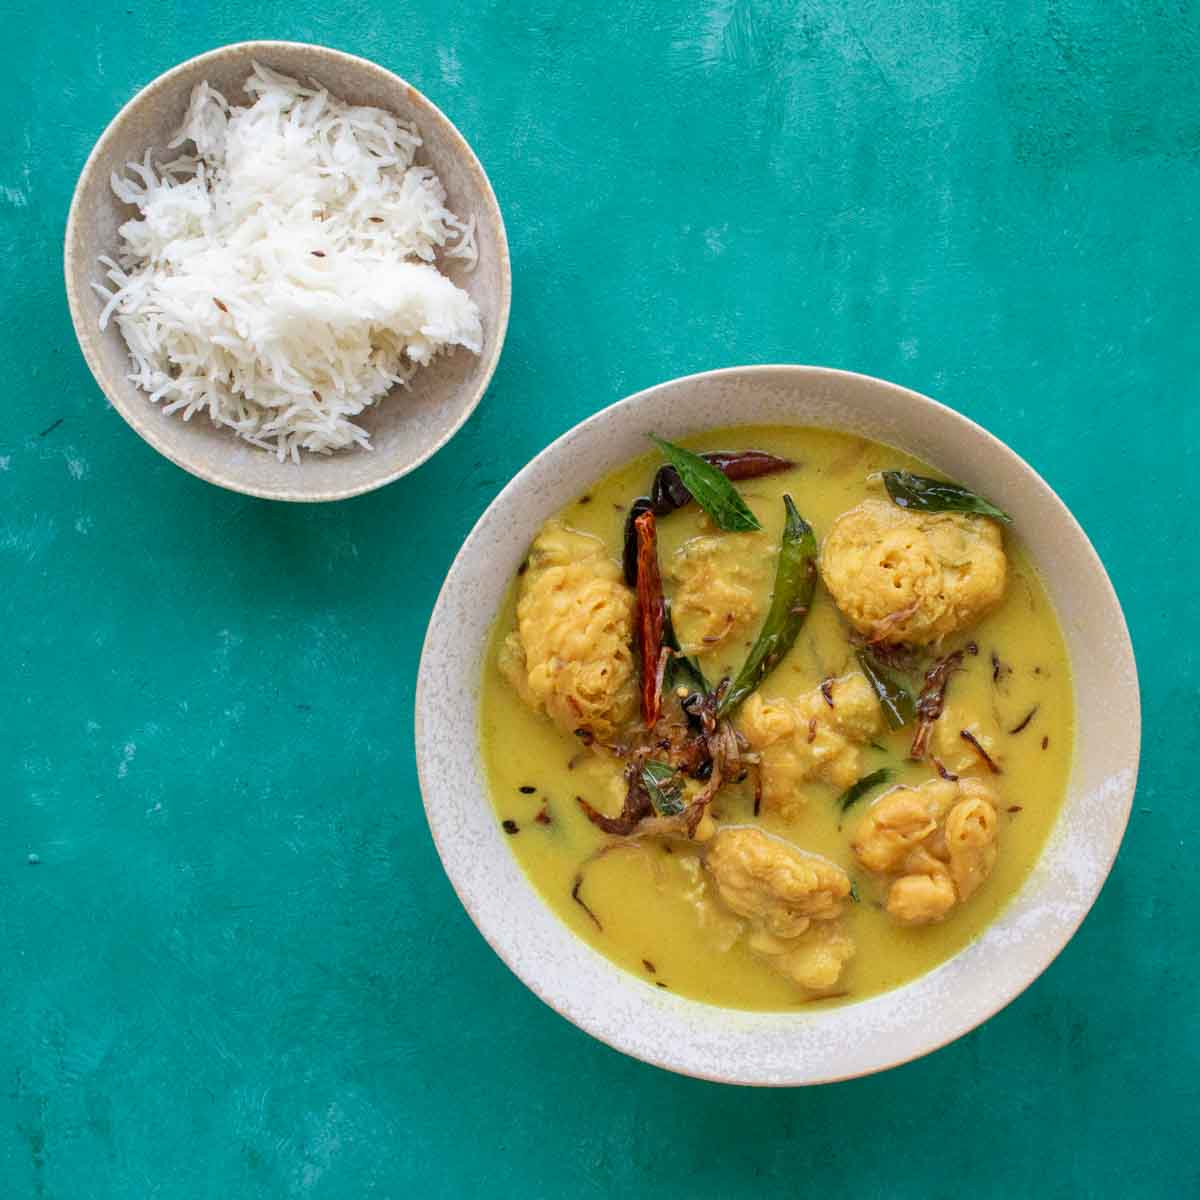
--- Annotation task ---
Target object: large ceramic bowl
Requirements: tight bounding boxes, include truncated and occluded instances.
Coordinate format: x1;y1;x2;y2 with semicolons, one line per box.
65;41;510;502
415;365;1139;1086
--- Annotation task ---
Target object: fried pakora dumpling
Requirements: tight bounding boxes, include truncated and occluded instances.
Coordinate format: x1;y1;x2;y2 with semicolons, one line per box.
851;777;999;924
737;673;883;818
667;532;767;655
819;499;1006;645
499;521;637;740
707;825;851;932
705;826;855;990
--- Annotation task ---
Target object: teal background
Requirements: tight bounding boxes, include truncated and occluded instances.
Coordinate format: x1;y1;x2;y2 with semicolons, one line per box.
1;1;1196;1195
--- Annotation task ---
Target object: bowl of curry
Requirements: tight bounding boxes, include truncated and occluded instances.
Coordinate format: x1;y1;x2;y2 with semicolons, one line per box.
415;365;1139;1085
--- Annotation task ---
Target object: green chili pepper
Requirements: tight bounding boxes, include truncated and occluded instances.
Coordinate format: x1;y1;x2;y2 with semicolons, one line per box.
716;495;817;717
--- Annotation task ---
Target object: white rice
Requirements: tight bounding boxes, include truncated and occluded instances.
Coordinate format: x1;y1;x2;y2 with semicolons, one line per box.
93;63;483;461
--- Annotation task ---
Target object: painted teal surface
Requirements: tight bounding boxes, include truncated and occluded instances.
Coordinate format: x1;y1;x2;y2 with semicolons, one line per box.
1;1;1197;1195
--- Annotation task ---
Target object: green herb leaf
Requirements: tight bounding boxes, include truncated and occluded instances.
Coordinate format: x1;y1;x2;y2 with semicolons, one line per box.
882;470;1012;523
650;436;761;532
836;767;893;813
849;878;861;903
856;650;916;730
666;652;708;697
717;495;817;717
663;603;708;696
642;760;685;816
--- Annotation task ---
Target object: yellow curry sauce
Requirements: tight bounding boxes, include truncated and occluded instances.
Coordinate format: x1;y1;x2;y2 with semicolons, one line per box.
480;426;1074;1011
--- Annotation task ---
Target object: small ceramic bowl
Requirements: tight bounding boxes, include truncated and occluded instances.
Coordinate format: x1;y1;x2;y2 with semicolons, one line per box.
64;41;511;502
415;365;1140;1086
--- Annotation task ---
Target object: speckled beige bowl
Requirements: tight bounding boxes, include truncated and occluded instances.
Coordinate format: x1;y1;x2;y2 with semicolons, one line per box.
64;41;510;502
416;365;1140;1086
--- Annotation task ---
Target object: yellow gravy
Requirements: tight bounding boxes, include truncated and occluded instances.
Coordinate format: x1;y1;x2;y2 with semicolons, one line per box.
479;425;1074;1010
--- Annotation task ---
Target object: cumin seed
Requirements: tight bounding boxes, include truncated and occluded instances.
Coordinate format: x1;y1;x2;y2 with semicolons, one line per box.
960;729;1002;773
1009;706;1038;735
571;874;602;930
931;756;959;781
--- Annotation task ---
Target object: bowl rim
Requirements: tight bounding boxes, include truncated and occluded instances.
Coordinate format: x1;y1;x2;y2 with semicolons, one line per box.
63;39;512;503
415;363;1141;1086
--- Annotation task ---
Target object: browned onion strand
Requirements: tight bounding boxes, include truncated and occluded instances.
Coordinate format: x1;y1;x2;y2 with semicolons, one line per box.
909;648;968;760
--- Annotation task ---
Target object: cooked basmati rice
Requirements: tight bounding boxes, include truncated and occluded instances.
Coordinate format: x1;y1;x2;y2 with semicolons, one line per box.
93;63;483;461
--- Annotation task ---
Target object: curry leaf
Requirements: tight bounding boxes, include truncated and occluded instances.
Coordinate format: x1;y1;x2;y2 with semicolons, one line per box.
642;761;685;816
836;767;893;813
882;470;1011;524
856;650;916;730
649;436;761;532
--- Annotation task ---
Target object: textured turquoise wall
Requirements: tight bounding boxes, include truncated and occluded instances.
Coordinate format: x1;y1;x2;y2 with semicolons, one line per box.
2;1;1197;1196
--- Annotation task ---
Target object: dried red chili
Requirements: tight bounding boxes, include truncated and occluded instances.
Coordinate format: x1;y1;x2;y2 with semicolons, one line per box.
634;510;666;729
